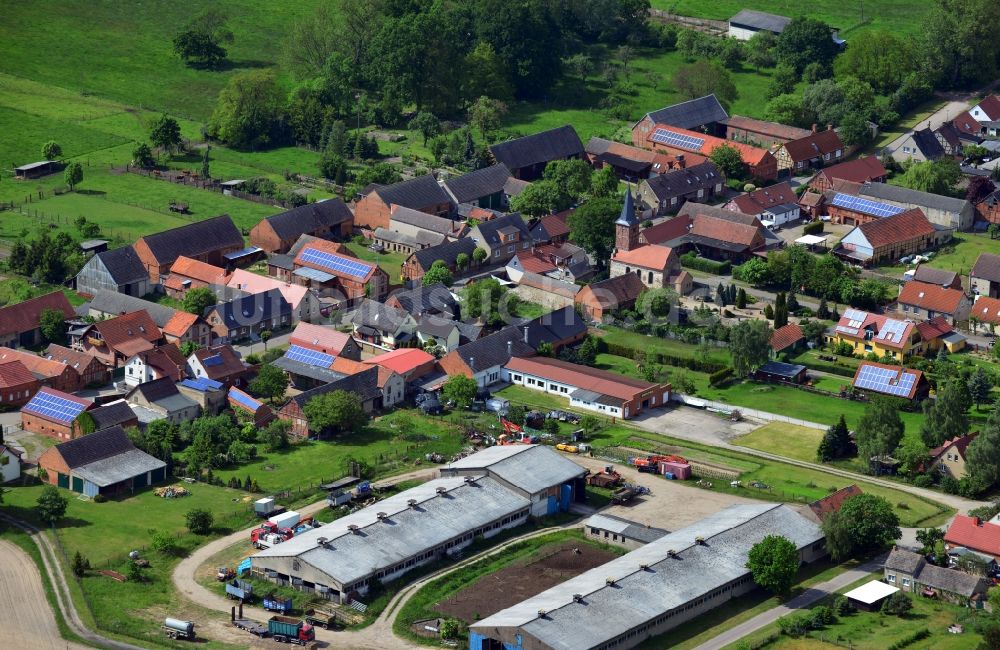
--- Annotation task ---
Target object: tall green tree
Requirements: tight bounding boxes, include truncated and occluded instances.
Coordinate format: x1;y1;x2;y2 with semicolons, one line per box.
468;96;508;141
896;159;961;195
150;115;183;154
543;159;593;202
730;319;772;377
672;60;738;108
208;71;287;150
746;535;800;595
408;112;441;146
709;143;746;179
822;493;901;560
969;367;994;411
775;17;839;74
833;30;917;94
182;286;217;316
567;197;619;266
173;7;233;68
422;260;454;286
817;414;853;461
303;390;366;434
442;374;478;409
36;486;68;525
41;141;62;160
855;397;904;467
63;162;83;191
509;180;565;216
38;308;67;343
590;165;619;198
922;0;1000;88
248;364;290;404
473;0;563;99
920;378;971;447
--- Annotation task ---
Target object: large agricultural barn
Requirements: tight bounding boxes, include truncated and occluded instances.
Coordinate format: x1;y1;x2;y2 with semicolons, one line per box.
251;445;586;602
470;504;825;650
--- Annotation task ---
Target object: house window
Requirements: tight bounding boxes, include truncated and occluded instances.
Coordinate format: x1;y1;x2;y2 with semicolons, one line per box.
671;197;677;205
507;245;514;254
903;578;911;587
887;574;896;583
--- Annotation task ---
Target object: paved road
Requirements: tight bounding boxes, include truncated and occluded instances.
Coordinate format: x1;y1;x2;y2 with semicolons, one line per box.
693;558;884;650
0;512;146;650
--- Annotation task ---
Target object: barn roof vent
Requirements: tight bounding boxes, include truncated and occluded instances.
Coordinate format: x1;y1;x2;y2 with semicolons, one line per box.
537;609;547;618
348;524;360;534
572;594;584;603
667;549;677;557
376;512;388;520
436;486;447;495
639;563;649;571
695;536;706;545
605;576;616;586
407;499;418;508
316;537;327;546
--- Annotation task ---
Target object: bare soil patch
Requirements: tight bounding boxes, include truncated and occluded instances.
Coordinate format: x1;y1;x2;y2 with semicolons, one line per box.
434;541;616;623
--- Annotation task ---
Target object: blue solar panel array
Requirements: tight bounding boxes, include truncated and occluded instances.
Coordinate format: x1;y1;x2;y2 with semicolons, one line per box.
229;388;262;411
202;354;224;367
24;391;87;423
650;128;705;151
854;364;917;398
180;377;223;392
284;344;335;368
300;247;374;279
830;193;906;218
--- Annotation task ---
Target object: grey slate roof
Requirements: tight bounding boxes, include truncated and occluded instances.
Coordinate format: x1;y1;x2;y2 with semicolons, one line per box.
389;283;458;317
522;306;587;348
973;253;1000;282
289;366;380;408
909;128;945;160
92;246;149;285
450;326;535;372
389;206;460;236
859;181;971;214
473;504;822;650
73;448;165;487
410;237;478;272
471;213;531;250
642;95;729;131
253;476;530;586
88;291;177;328
489;126;584;172
137;215;243;264
884;548;924;574
417;314;460;339
443;164;512;204
729;9;791;33
54;425;136;469
129;376;181;403
442;444;587;496
642;161;723;201
914;561;988;597
207;288;291;327
585;514;669;544
373;174;453;211
262;200;353;241
374;227;443;249
912;266;959;287
272;356;346;383
89;400;137;431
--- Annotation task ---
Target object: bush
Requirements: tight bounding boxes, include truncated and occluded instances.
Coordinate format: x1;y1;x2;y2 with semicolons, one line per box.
912;474;934;488
940;475;960;494
93;493;107;503
709;367;734;386
802;220;824;235
777;613;810;637
833;595;854;616
886;629;930;650
808;605;836;629
881;591;912;615
604;342;727;374
680;251;732;275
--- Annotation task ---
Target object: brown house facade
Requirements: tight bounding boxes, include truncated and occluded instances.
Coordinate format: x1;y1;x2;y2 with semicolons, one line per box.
133;215;243;283
353;175;453;231
250;200;354;253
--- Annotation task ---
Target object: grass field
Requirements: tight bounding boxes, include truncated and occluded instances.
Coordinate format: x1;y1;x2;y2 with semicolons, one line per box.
650;0;932;35
596;326;732;365
342;242;409;282
730;573;986;650
734;422;825;463
879;233;1000;276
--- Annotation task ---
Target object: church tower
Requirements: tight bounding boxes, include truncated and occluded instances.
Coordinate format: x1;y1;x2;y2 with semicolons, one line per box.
615;188;639;253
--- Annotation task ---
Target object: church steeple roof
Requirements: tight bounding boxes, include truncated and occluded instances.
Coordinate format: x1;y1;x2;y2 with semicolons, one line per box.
615;189;638;227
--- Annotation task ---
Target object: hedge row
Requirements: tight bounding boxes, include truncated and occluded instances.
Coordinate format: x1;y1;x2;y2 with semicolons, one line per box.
709;367;734;386
605;342;728;374
681;252;732;275
887;629;930;650
803;220;824;235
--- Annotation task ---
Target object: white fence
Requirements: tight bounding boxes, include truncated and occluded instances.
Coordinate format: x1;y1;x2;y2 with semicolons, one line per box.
672;394;827;430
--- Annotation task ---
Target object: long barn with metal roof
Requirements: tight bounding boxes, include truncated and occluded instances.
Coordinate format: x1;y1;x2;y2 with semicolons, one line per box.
470;504;825;650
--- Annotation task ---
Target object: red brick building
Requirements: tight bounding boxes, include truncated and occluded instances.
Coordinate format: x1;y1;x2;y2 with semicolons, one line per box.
353;175;453;231
0;360;39;407
163;256;230;299
45;344;109;387
0;291;75;349
77;311;164;368
133;215;243;283
575;274;646;322
292;239;388;300
808;157;887;193
250;200;354;253
20;387;95;440
0;348;82;392
640;123;777;181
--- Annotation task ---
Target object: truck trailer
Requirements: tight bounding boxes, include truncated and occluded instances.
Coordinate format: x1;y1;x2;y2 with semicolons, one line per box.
268;616;315;645
263;593;293;614
161;618;195;640
304;607;339;630
225;579;254;601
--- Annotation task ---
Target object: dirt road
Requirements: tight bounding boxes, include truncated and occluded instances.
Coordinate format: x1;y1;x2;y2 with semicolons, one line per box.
0;539;90;650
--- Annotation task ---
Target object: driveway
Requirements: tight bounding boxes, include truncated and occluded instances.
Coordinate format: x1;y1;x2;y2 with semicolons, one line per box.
882;100;971;155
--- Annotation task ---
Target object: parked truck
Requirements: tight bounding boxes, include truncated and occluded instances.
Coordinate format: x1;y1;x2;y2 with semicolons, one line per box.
225;578;254;601
161;618;195;640
268;615;315;645
254;497;285;518
304;607;339;630
263;593;293;614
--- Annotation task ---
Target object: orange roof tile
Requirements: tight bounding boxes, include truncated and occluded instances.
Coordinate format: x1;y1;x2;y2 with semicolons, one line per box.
0;348;71;379
898;281;966;315
945;514;1000;556
781;129;844;162
856;208;936;249
363;348;435;375
92;311;162;348
515;250;557;274
611;244;675;271
289;322;354;355
647;124;771;165
689;214;762;248
809;485;862;522
168;256;230;285
769;323;804;352
162;311;200;338
506;356;665;402
0;360;37;388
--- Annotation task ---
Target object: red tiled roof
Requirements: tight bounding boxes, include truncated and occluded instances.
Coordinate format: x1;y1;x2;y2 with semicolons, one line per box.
851;361;926;400
515;250;557;274
769;323;804;352
722;116;811;142
833;310;915;350
782;129;844;162
915;316;955;340
0;291;74;337
730;182;797;215
363;347;435;376
611;244;675;271
45;344;99;371
192;345;246;380
538;213;570;239
577;274;646;310
689;214;762;248
898;281;966;315
135;344;186;381
167;256;230;285
930;433;978;462
808;485;862;522
505;356;666;402
953;111;982;137
0;348;70;379
640;215;692;246
945;514;1000;556
971;296;1000;326
817;157;887;184
974;95;1000;121
0;360;37;388
647;124;772;166
93;311;162;349
289;322;354;355
856;208;935;249
162;311;200;338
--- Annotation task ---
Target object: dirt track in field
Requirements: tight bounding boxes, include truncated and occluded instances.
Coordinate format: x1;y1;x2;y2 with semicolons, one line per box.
0;539;89;649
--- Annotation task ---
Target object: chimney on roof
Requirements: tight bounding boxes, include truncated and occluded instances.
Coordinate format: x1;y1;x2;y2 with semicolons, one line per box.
507;340;512;356
812;124;818;133
348;524;360;534
828;124;833;131
523;326;529;344
407;499;418;508
376;512;387;520
468;356;475;371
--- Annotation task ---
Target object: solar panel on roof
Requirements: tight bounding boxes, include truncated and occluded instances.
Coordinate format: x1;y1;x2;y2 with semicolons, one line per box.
843;308;867;325
830;193;906;218
202;354;223;367
23;391;87;423
229;388;263;411
284;344;335;368
300;248;374;279
854;364;918;398
650;129;705;151
876;319;908;344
